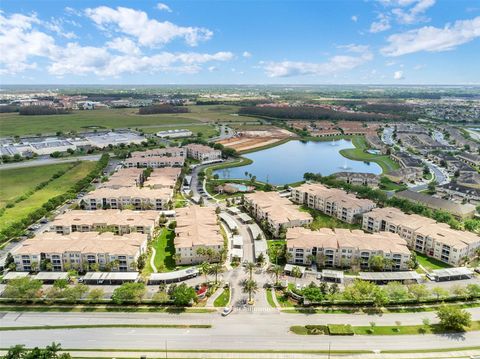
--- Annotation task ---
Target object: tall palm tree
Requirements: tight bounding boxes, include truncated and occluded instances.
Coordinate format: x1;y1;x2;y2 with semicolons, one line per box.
199;262;210;283
241;278;258;303
291;266;302;283
268;265;283;286
244;262;256;280
208;263;224;284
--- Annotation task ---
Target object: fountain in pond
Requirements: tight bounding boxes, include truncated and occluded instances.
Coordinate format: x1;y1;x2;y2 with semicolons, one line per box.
340;160;351;170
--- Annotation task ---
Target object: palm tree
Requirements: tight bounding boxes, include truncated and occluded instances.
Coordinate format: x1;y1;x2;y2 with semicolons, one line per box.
208;263;224;284
244;262;256;280
291;266;302;283
199;262;210;283
241;278;258;303
268;265;283;286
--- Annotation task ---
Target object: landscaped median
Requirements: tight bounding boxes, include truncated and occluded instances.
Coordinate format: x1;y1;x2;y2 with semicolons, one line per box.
0;324;211;331
291;321;480;336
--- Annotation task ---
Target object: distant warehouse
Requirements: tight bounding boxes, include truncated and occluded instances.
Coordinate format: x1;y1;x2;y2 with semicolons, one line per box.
156;129;193;138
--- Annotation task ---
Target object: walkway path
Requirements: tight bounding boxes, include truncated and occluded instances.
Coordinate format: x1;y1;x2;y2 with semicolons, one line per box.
150;248;158;273
206;286;225;307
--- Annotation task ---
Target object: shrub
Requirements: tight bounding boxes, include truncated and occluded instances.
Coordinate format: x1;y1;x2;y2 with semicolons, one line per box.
327;324;354;336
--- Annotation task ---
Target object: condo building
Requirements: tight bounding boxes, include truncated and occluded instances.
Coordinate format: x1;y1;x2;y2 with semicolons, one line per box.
82;187;173;211
286;227;411;270
12;232;148;272
362;207;480;266
174;206;224;265
291;183;376;224
49;210;160;239
143;167;182;189
124;156;185;168
100;168;145;189
130;147;186;159
244;191;313;236
184;144;222;162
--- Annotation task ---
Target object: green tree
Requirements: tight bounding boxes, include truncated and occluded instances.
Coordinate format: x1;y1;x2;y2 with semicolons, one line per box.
368;255;385;271
436;305;472;331
268;265;283;285
408;283;430;301
432;286;449;300
86;288;105;303
208;263;224;284
171;283;196;306
244;261;256;280
111;283;146;304
3;277;42;301
385;281;409;302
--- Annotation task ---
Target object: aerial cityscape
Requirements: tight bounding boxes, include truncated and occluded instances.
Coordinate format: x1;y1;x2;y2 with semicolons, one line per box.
1;1;480;358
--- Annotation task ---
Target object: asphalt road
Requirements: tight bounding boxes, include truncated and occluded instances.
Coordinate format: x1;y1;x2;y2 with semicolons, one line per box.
0;154;102;170
1;309;480;352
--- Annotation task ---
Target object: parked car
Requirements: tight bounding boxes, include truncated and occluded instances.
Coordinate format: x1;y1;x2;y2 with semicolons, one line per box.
221;307;233;316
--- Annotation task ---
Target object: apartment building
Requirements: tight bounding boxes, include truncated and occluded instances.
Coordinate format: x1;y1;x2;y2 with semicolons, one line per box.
82;187;173;211
124;156;185;168
385;167;423;184
362;207;480;266
458;153;480;167
12;232;148;272
244;191;313;236
130;147;186;159
184;144;222;162
50;210;160;239
286;227;411;270
174;206;224;265
143;168;182;189
100;168;144;189
291;183;376;224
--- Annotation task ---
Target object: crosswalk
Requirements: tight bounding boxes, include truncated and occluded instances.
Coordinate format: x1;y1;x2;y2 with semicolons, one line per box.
234;305;279;313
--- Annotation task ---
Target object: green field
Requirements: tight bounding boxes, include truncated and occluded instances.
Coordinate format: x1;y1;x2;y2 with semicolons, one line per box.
213;288;230;307
0;161;96;231
0;163;74;208
415;252;452;271
0;105;261;137
148;228;177;272
339;136;399;174
301;206;361;231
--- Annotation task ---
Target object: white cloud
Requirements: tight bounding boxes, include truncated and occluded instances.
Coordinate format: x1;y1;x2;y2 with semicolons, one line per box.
381;16;480;56
370;13;391;33
261;50;373;78
393;70;404;79
413;64;426;70
242;51;252;58
351;15;358;22
107;37;141;55
0;12;57;74
391;0;435;24
156;3;172;12
47;44;233;77
337;44;370;53
85;6;213;47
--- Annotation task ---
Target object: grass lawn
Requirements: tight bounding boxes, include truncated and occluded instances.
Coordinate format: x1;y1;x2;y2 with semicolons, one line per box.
149;228;177;272
0;161;96;232
141;124;219;139
379;176;408;192
0;108;201;137
301;206;361;231
415;251;451;271
266;288;276;308
291;321;480;336
0;163;74;208
339;136;400;174
0;105;263;137
213;288;230;307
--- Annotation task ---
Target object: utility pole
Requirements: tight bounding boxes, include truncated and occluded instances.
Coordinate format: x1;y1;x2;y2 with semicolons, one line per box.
165;340;168;359
328;342;331;359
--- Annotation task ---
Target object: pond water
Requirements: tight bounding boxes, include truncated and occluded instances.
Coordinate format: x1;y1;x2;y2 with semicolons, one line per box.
214;139;382;185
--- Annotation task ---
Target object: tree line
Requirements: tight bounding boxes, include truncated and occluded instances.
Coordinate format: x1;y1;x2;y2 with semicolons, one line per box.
18;106;71;116
238;105;394;121
138;104;189;115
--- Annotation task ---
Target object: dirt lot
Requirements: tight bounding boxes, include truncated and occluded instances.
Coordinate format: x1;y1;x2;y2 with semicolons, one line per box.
218;126;295;152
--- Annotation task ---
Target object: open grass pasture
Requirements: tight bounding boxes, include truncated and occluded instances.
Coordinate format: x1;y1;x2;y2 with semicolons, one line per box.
0;161;96;231
0;105;261;137
0;163;74;208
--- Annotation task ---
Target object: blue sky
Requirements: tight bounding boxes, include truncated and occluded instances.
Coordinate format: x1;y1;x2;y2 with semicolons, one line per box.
1;0;479;84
